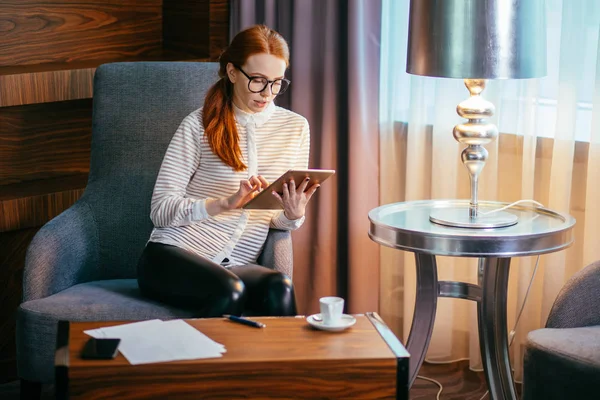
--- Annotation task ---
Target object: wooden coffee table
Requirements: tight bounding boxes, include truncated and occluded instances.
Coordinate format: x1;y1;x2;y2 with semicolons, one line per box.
55;312;408;399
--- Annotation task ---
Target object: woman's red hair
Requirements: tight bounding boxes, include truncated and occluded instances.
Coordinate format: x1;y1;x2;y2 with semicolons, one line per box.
202;25;290;171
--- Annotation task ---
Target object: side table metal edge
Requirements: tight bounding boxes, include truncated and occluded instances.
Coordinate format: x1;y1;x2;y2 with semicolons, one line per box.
366;312;409;400
55;320;70;400
368;228;575;258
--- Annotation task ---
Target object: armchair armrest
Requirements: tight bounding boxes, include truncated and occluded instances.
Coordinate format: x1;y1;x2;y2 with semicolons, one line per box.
23;200;100;302
257;229;293;278
546;260;600;328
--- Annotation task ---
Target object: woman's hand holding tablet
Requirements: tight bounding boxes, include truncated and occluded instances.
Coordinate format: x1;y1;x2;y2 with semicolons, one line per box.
242;169;335;210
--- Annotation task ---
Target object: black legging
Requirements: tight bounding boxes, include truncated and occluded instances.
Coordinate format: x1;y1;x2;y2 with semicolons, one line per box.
137;242;297;317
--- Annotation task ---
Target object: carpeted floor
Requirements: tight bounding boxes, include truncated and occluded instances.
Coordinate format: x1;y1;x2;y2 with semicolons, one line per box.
412;360;488;399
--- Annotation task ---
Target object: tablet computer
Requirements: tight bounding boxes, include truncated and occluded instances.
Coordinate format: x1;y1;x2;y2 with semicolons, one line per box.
243;169;335;210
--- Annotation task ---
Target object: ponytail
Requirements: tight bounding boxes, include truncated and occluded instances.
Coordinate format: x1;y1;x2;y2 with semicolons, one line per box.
202;78;246;171
203;24;289;171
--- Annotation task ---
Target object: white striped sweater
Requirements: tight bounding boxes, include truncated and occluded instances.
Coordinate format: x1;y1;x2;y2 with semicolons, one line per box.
148;102;310;267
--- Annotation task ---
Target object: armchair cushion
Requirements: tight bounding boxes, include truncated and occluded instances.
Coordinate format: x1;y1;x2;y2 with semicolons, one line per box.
257;228;293;277
523;326;600;400
545;260;600;329
23;201;99;302
522;261;600;400
17;279;197;382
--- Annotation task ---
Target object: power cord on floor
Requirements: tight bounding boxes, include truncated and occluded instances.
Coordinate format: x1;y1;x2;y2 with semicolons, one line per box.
416;375;444;400
422;199;544;400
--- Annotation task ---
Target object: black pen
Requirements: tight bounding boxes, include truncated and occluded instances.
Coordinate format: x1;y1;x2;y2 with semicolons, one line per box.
223;314;266;328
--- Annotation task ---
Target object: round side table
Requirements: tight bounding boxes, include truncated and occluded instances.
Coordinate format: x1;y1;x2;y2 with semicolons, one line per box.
369;199;575;400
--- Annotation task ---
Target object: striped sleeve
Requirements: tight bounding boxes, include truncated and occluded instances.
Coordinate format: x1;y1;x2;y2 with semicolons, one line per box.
150;112;212;227
270;117;310;230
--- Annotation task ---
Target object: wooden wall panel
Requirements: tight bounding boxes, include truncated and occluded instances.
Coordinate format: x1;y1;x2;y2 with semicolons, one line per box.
210;0;230;59
0;175;86;232
0;67;95;107
0;228;39;383
0;0;163;67
0;99;92;186
163;0;211;56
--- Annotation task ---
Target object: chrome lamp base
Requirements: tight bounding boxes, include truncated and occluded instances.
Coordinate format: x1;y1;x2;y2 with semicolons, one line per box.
426;79;519;230
430;207;518;229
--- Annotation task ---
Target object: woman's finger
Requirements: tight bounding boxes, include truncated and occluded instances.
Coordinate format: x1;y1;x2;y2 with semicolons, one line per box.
271;190;284;206
249;175;262;189
240;180;252;191
257;175;269;189
288;179;296;194
304;184;320;201
298;177;310;193
281;182;290;202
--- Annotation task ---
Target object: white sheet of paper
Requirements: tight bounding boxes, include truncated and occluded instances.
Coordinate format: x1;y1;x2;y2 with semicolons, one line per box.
84;319;225;365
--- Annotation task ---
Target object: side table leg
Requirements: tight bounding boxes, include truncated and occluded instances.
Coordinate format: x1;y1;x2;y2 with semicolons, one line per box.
477;257;517;400
406;253;438;387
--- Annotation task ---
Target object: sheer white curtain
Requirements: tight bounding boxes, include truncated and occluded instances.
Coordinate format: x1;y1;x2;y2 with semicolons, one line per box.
379;0;600;380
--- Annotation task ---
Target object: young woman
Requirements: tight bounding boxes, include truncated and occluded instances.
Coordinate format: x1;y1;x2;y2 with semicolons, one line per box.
136;25;318;317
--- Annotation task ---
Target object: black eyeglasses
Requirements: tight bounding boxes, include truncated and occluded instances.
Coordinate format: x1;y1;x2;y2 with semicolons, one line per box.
235;65;290;95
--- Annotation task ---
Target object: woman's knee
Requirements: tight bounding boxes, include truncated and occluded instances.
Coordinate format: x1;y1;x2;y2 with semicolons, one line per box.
262;272;296;316
207;276;246;316
223;275;246;304
264;272;295;302
264;272;294;292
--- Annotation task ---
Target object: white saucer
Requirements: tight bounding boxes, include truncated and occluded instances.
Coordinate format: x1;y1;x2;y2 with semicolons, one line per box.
306;314;356;332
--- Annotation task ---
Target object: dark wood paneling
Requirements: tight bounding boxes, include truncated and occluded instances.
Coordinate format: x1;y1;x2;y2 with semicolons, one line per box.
209;0;230;59
0;174;87;202
163;0;211;56
0;67;95;107
0;0;227;107
0;51;209;107
0;99;91;231
0;1;164;67
0;99;92;186
0;176;86;232
0;228;39;383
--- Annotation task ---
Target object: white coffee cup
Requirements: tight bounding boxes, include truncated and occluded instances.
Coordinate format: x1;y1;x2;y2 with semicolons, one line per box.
319;296;344;326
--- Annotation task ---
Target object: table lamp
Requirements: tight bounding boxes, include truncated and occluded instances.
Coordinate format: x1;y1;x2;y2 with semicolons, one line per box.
406;0;547;228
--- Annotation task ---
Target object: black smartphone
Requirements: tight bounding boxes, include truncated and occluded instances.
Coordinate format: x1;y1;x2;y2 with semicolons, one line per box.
81;338;121;359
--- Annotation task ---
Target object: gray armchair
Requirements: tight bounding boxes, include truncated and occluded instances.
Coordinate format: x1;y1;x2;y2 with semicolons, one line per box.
523;260;600;400
15;62;293;394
